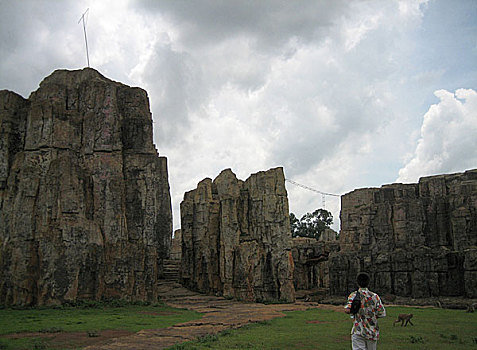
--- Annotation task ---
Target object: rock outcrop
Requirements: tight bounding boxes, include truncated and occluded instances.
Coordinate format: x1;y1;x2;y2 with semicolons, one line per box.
329;169;477;298
291;233;339;291
180;168;295;302
0;68;172;306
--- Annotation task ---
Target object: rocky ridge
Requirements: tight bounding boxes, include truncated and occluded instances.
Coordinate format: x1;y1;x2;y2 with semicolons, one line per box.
329;169;477;298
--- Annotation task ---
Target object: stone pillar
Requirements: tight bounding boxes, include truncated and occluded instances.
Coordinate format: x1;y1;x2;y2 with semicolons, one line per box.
0;68;172;306
180;167;295;302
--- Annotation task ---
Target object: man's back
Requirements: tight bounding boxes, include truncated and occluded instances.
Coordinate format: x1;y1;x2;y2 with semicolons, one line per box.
346;287;386;341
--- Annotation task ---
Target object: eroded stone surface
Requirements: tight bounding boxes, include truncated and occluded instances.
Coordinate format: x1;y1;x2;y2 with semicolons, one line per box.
329;169;477;298
0;68;172;306
180;167;295;302
291;236;339;291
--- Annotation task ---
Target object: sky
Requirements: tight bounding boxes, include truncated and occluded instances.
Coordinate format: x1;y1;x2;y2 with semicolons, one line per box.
1;0;476;231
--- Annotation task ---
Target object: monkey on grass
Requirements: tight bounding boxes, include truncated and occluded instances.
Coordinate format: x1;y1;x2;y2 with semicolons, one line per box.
393;313;414;327
466;303;477;313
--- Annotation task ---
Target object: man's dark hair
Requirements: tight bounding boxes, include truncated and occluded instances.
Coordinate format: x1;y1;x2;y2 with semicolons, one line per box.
357;272;370;288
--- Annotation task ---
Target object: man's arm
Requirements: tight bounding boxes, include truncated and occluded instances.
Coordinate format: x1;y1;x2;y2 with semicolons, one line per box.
375;294;386;318
344;292;355;314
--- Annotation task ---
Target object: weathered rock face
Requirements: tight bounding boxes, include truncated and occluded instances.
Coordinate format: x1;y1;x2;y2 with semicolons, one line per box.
0;68;172;306
180;168;295;302
329;169;477;298
291;233;339;291
0;91;28;190
170;229;182;261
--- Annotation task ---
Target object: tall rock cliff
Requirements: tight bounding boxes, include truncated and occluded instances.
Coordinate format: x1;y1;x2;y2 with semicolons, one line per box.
0;68;172;306
329;169;477;298
180;168;295;302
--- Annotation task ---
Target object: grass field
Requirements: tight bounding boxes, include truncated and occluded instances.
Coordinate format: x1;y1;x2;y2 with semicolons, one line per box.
0;301;202;350
0;304;475;350
166;306;477;350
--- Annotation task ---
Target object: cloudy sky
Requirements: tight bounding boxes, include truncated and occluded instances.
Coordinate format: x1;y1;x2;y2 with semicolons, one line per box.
1;0;476;231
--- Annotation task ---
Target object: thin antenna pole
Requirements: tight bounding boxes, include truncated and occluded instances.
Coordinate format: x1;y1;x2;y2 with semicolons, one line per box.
78;8;90;67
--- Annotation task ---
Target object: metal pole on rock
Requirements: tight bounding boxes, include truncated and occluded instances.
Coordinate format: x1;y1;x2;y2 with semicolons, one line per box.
78;8;90;68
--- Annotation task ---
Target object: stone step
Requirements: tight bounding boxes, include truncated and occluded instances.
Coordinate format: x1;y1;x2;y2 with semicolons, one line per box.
164;267;180;271
164;268;179;272
162;259;181;281
163;259;181;264
164;266;180;272
164;263;180;267
163;271;179;275
162;267;180;280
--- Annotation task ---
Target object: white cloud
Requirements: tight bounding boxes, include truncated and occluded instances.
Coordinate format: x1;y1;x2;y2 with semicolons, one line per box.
130;0;433;230
341;5;383;51
398;0;429;19
398;88;477;182
1;0;475;233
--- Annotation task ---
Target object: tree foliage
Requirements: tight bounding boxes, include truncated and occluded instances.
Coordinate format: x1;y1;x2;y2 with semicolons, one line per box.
290;209;333;240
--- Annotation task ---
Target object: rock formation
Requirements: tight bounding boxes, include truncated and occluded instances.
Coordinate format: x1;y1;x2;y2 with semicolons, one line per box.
170;229;182;261
180;168;295;302
0;68;172;306
291;231;339;291
329;169;477;298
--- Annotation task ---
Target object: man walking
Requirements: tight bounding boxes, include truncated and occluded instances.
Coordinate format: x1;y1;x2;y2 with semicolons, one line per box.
344;272;386;350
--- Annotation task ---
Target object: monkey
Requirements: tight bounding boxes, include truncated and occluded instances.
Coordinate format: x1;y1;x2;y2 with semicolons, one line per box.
393;313;414;327
466;303;477;313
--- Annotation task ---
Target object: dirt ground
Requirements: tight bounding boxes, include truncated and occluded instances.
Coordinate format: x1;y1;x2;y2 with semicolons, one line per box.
1;282;327;350
80;281;330;350
3;282;474;349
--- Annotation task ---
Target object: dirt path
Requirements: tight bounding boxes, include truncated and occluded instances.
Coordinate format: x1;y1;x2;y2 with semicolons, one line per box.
84;281;326;349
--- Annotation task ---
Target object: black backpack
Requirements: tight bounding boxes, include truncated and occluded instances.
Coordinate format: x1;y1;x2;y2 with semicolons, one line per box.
350;290;361;315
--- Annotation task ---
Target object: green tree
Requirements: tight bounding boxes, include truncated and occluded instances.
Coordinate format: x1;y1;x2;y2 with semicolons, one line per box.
289;212;300;237
290;209;333;239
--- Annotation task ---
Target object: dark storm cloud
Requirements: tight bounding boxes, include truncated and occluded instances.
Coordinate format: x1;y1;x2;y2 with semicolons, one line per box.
0;1;85;96
1;0;476;231
135;0;349;52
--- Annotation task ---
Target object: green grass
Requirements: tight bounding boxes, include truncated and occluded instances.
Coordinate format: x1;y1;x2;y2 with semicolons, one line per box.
165;306;477;350
0;302;202;350
1;304;476;350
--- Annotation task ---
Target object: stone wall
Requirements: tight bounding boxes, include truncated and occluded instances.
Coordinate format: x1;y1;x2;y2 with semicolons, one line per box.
0;68;172;306
329;169;477;298
180;168;295;302
291;233;339;291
